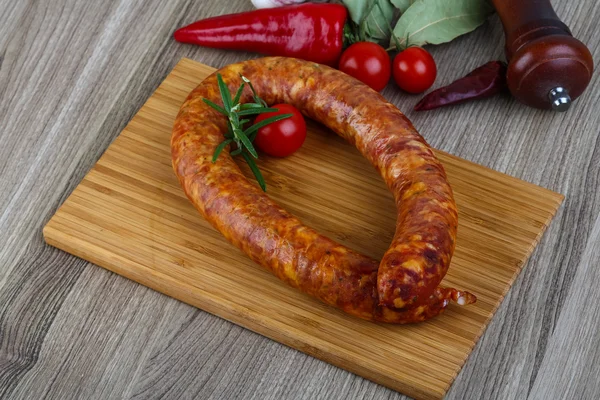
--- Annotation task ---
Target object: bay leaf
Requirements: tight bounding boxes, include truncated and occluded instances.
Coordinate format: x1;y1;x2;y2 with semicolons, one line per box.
390;0;416;14
390;0;494;49
343;0;395;43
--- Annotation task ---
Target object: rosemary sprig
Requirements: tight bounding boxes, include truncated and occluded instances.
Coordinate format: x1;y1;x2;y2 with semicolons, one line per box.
204;73;293;192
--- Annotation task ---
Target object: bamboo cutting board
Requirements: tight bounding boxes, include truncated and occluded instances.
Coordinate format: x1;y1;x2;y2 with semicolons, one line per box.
43;58;563;400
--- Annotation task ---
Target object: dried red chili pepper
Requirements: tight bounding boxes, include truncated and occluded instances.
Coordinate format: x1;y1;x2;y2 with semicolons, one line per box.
414;61;508;111
174;4;347;67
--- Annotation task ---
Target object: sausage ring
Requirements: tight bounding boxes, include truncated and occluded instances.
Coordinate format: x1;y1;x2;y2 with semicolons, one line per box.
171;57;476;323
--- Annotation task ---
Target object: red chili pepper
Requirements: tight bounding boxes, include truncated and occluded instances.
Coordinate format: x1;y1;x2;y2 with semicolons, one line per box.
174;4;348;67
414;61;508;111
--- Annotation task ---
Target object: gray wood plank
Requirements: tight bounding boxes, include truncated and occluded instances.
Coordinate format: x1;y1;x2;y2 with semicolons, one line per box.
529;213;600;400
8;266;184;400
1;0;600;399
0;0;194;396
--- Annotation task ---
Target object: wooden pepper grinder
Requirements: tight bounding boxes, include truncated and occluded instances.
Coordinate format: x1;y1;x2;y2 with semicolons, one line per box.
492;0;593;111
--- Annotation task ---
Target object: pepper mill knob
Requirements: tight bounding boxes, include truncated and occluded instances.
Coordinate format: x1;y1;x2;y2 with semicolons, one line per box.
549;87;571;112
492;0;594;110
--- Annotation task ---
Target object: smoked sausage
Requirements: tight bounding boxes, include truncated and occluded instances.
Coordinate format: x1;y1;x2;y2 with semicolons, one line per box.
171;57;476;323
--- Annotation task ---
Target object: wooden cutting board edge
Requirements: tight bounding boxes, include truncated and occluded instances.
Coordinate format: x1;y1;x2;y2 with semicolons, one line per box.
42;195;562;400
42;222;437;399
442;188;563;393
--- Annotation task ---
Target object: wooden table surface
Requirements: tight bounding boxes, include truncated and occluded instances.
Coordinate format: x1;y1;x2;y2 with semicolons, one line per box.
1;1;599;399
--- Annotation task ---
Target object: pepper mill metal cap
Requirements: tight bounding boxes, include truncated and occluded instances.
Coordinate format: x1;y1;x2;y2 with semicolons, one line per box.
549;87;571;112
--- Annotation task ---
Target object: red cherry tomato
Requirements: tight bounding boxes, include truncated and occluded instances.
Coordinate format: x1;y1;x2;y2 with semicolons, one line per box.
393;47;437;94
253;104;306;158
338;42;391;91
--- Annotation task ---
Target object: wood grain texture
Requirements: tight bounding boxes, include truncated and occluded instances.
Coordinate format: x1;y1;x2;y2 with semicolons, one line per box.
42;58;563;400
1;0;600;399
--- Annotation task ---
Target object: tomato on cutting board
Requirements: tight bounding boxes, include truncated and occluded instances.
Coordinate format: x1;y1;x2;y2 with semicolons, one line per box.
254;104;307;158
338;42;391;91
